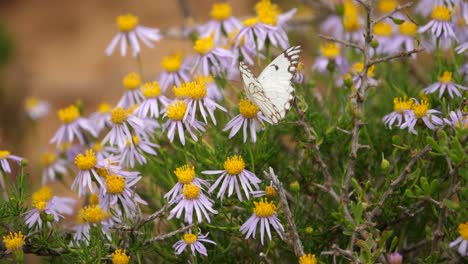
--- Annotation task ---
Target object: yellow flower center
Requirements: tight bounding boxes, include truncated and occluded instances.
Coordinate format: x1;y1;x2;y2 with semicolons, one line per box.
74;149;97;170
399;21;417;36
98;102;111;114
161;53;183;72
175;165;196;184
265;186;276;198
174;80;207;100
110;107;129;124
194;75;214;84
412;100;430;119
459;222;468;240
40;152;57;167
255;0;280;26
239;99;260;119
112;249;130;264
393;96;413;113
343;14;362;32
2;232;25;252
89;193;100;206
253;198;276;217
431;5;451;21
194;36;215;55
141;82;162;98
378;0;398;13
352;63;375;77
0;150;10;159
80;205;108;224
116;14;139;32
438;71;452;84
25;97;39;110
183;233;198;244
243;17;259;27
166;100;187;121
58;105;80;124
223;155;245;175
373;21;393;36
299;253;317;264
123;72;141;90
320;43;340;59
105;174;126;194
210;3;232;21
96;167;110;178
93;143;103;153
182;184;200;200
32;186;53;211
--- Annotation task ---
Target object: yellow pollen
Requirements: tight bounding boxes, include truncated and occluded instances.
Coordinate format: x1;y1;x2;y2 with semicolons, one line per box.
183;184;200;200
32;186;53;211
174;80;207;100
98;102;111;114
58;105;80;124
253;198;276;217
2;231;25;252
166;100;187;121
373;21;393;36
161;53;183;72
141;82;162;98
116;14;139;32
265;186;276;198
194;36;215;55
210;3;232;21
183;233;198;244
96;167;110;178
123;72;141;90
299;253;317;264
243;17;259;26
223;155;245;175
352;63;375;77
0;150;10;159
438;71;452;84
110;107;129;124
239;99;259;119
431;6;451;21
74;149;97;170
80;205;108;224
112;249;130;264
459;222;468;240
89;193;100;206
412;100;430;119
378;0;398;13
320;42;340;59
40;152;57;167
393;96;413;113
174;165;196;184
255;0;280;26
25;97;39;110
105;174;126;194
194;75;214;84
399;21;417;36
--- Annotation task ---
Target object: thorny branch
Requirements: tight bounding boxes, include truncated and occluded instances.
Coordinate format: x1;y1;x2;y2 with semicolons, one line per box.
114;203;171;231
318;34;364;51
368;48;424;67
373;2;414;25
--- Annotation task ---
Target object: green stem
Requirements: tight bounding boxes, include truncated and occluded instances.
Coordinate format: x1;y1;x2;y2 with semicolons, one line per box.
136;53;145;82
435;37;441;75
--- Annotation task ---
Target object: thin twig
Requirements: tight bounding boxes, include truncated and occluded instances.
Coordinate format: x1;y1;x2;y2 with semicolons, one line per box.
373;2;414;25
114;203;171;231
368;49;424;67
313;183;340;203
264;167;304;257
143;224;194;246
318;34;364;51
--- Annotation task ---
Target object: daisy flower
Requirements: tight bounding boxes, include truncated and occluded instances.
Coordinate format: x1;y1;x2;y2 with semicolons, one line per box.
419;5;458;41
50;104;97;147
105;14;162;57
24;96;49;120
164;164;210;203
198;2;241;44
423;71;468;98
24;186;75;229
372;21;395;54
320;4;344;39
173;231;216;256
89;102;112;135
223;99;272;143
119;135;159;168
239;198;284;245
343;0;365;43
377;0;405;19
40;151;68;185
112;249;130;264
299;253;317;264
162;100;206;145
173;80;227;125
118;72;144;108
101;107;144;149
449;222;468;256
73;204;116;242
191;35;233;76
91;142;118;161
400;99;443;134
204;155;261;201
382;96;413;129
252;184;277;199
233;17;268;52
134;82;169;119
386;21;420;57
0;150;23;197
444;110;468;129
2;231;25;253
158;52;191;92
168;183;218;224
349;62;378;89
415;0;443;16
312;42;348;74
98;173;147;215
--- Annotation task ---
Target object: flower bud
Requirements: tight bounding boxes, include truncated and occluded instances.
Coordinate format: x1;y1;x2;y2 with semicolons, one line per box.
305;227;314;234
388;252;402;264
371;40;379;49
290;181;300;192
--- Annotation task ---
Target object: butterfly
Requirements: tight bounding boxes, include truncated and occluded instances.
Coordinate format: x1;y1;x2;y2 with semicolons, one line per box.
239;45;302;124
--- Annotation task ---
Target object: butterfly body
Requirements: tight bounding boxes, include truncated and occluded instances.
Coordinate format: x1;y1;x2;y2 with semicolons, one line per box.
239;45;302;124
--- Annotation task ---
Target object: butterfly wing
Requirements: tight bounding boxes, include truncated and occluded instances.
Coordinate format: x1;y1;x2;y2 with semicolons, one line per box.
256;45;302;123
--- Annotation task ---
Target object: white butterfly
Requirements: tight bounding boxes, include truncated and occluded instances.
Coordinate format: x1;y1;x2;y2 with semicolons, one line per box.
239;45;302;124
